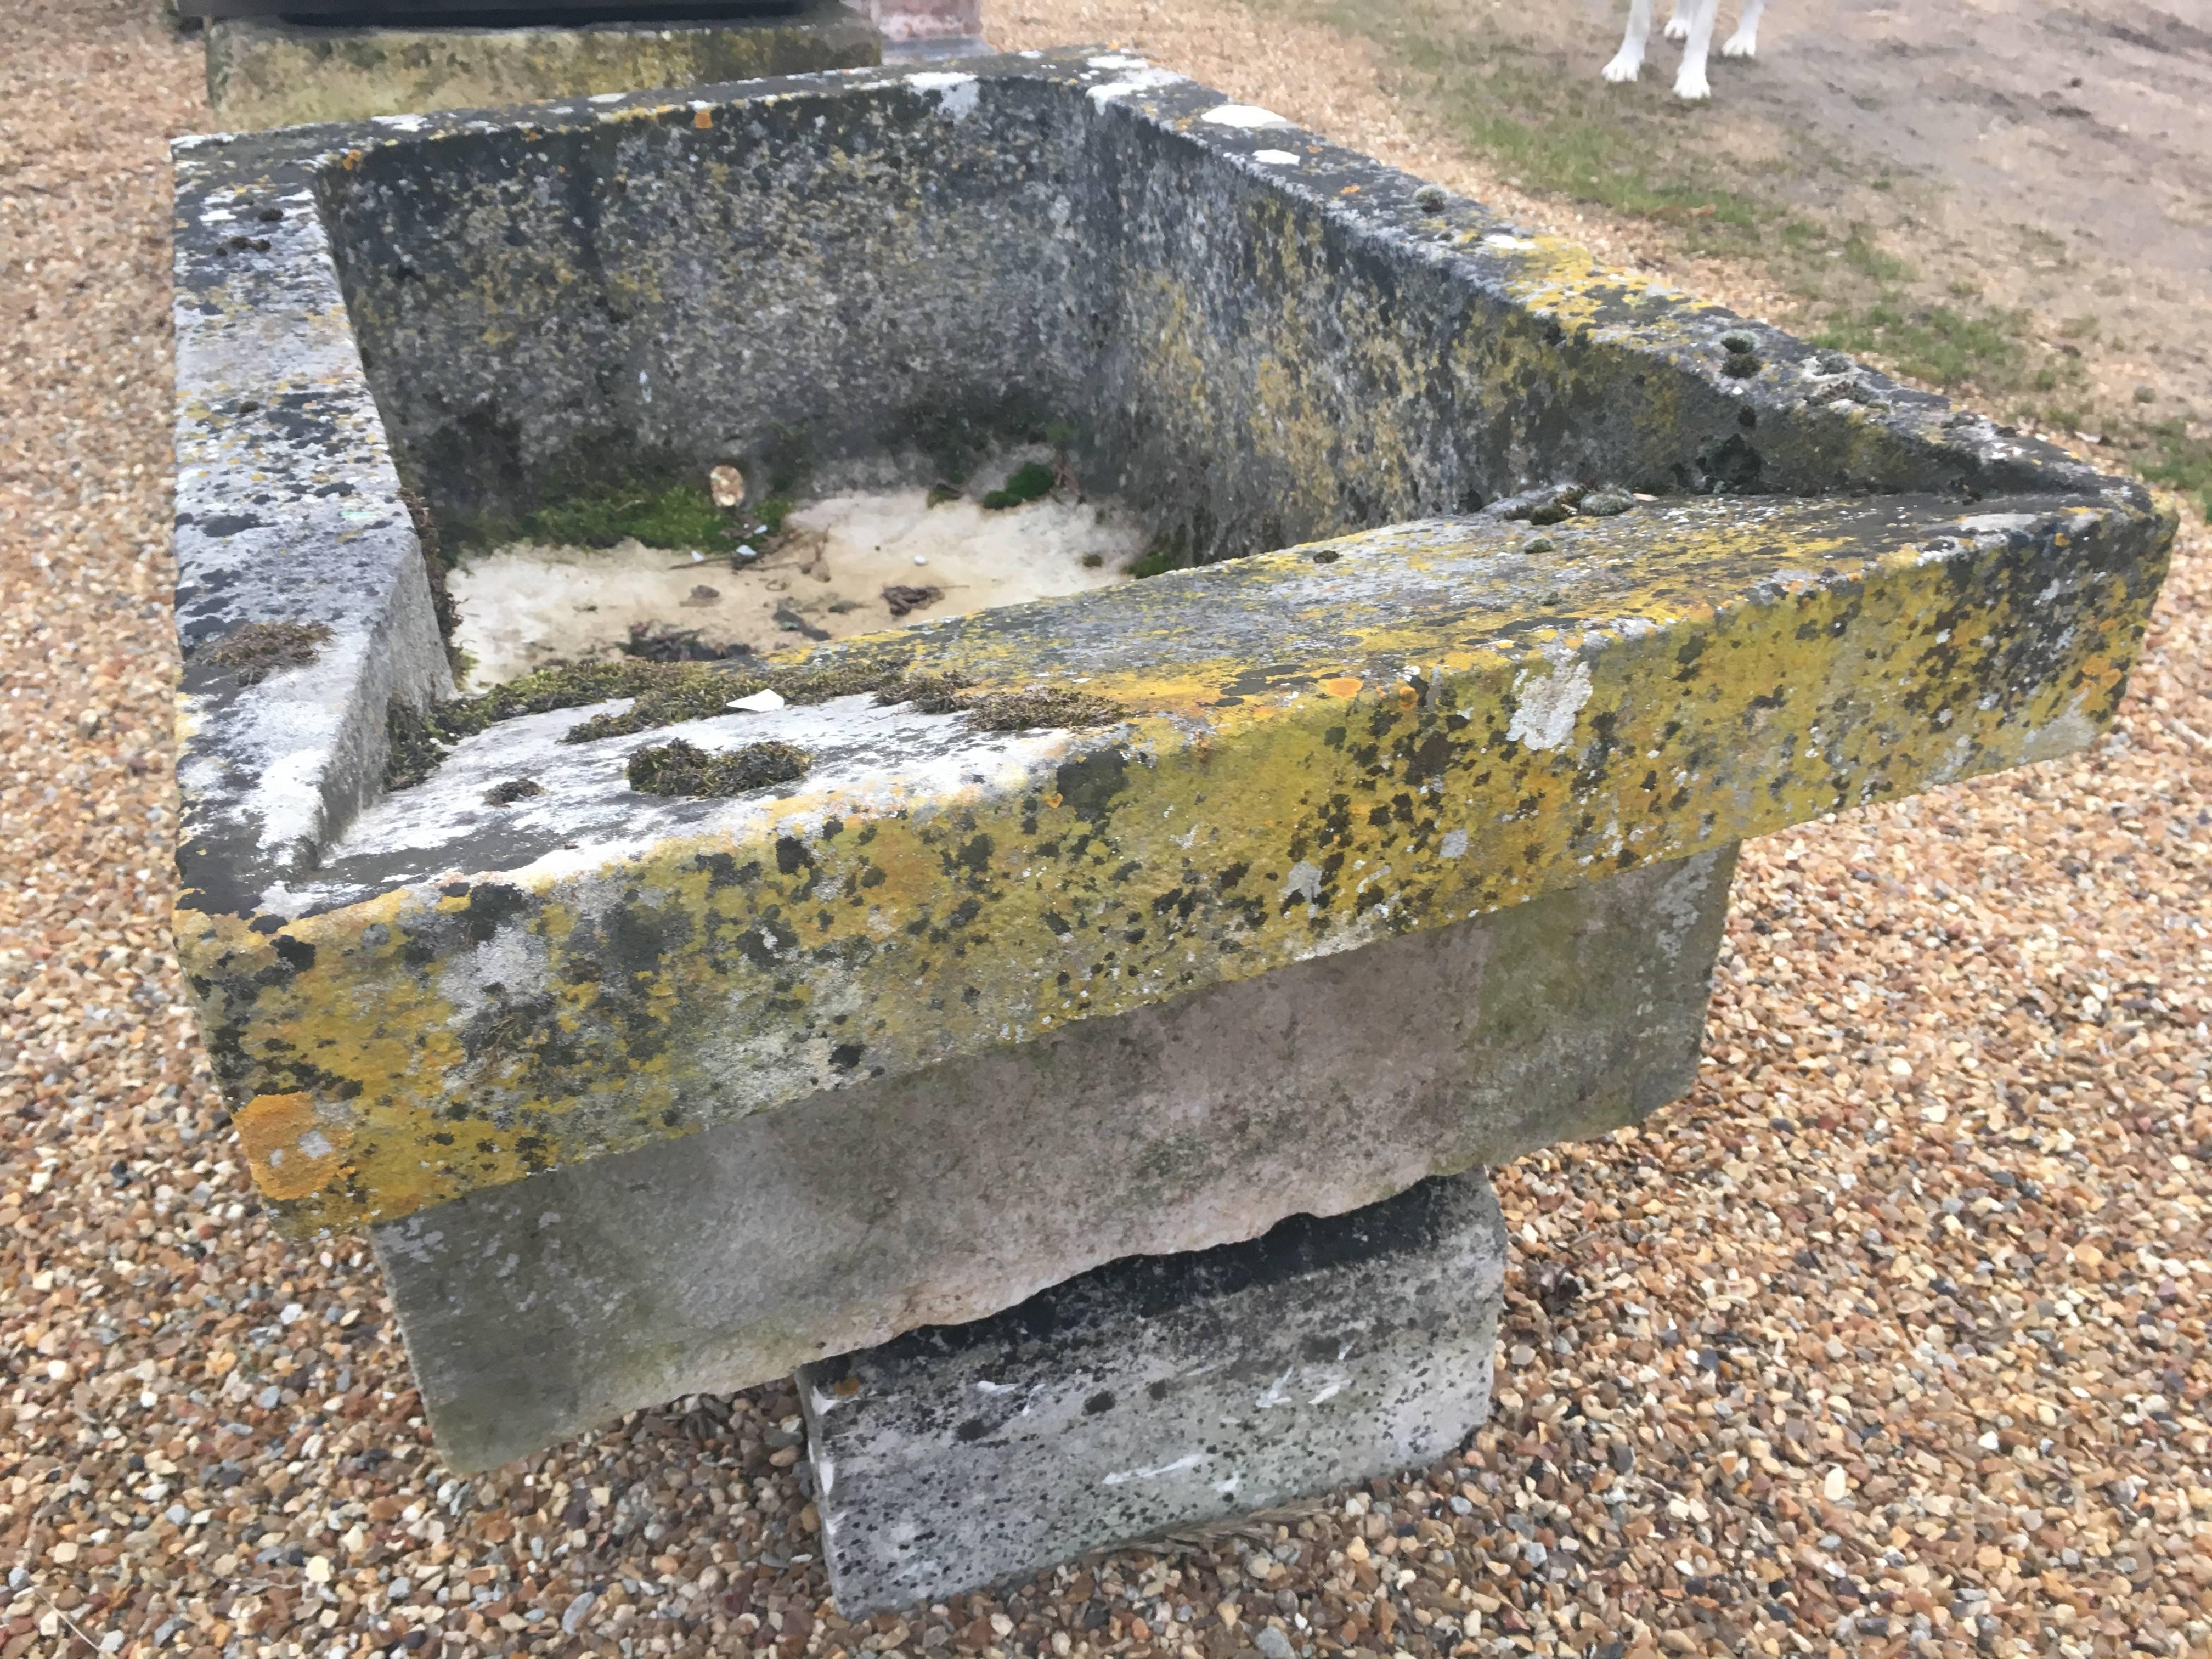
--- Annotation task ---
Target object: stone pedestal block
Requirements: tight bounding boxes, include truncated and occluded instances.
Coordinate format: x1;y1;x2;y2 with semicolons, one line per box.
204;2;879;129
798;1168;1506;1613
375;847;1731;1472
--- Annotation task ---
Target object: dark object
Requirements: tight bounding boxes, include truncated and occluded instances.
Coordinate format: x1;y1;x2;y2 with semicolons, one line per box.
482;778;544;805
623;620;751;662
178;0;808;22
626;737;812;797
880;584;941;619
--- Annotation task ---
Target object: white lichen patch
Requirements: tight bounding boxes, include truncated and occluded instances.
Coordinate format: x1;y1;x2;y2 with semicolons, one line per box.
1199;104;1290;129
1505;651;1595;753
448;486;1143;691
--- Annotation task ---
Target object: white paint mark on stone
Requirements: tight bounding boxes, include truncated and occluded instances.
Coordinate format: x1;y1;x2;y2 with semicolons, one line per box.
1087;69;1186;105
1282;861;1323;902
1505;651;1593;752
1086;53;1149;69
1308;1379;1346;1406
246;742;332;856
1254;1367;1295;1408
1253;149;1303;166
1101;1453;1205;1486
1201;103;1290;129
730;689;787;713
370;114;430;131
1440;827;1469;859
906;71;979;120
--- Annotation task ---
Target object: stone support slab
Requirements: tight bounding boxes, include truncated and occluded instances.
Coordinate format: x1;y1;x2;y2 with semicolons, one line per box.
204;2;878;129
798;1168;1507;1614
374;847;1733;1472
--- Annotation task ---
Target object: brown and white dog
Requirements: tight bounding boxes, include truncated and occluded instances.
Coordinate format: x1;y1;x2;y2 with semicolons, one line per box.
1603;0;1770;101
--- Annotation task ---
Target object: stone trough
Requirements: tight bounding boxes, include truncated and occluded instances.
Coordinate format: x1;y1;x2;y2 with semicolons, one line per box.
171;51;2174;1607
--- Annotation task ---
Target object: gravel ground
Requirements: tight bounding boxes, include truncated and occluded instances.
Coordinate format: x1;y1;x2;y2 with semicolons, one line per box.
4;3;2211;1659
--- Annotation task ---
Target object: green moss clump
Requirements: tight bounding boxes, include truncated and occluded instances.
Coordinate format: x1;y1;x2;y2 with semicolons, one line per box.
562;671;758;744
755;496;796;534
981;462;1057;510
1126;544;1184;579
963;687;1126;732
626;738;812;798
385;698;449;791
520;482;736;552
875;670;974;714
197;619;334;685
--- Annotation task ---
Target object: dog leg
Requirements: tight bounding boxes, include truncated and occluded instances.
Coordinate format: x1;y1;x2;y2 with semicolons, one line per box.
1722;0;1768;58
1604;0;1653;82
1673;0;1718;99
1663;1;1692;42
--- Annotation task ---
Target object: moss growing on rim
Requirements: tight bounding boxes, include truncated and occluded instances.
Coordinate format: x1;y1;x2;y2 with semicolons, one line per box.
382;645;1119;792
196;619;334;686
963;687;1126;732
626;737;814;797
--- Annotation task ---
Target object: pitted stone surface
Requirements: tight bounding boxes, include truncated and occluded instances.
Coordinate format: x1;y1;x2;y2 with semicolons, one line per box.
796;1169;1508;1614
204;4;880;131
170;52;2175;1237
373;847;1726;1471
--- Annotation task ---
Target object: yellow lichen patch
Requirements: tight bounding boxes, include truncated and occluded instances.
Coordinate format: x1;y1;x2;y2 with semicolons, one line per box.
234;1090;349;1203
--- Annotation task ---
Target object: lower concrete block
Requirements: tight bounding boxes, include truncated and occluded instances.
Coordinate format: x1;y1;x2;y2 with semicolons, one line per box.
373;845;1731;1471
799;1168;1506;1613
204;1;879;129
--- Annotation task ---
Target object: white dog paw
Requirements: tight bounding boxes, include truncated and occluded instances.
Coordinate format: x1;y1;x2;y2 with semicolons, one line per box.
1663;15;1691;40
1720;31;1758;57
1602;51;1643;83
1674;67;1712;100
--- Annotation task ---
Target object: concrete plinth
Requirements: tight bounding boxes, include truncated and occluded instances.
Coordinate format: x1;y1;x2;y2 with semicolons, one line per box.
204;2;879;129
373;846;1729;1472
799;1168;1506;1614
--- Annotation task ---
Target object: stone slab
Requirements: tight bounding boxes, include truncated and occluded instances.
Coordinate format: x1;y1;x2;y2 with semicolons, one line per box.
373;845;1729;1472
797;1167;1508;1615
169;55;2173;1238
203;3;878;129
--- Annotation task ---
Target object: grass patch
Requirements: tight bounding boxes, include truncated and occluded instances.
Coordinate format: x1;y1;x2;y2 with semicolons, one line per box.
2136;420;2212;518
1813;302;2050;398
520;481;737;552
